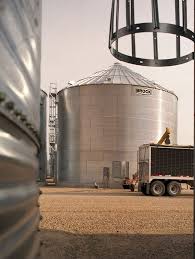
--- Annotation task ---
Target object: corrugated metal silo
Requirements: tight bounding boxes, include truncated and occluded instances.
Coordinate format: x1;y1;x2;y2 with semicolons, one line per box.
57;63;178;186
39;90;47;181
0;1;42;258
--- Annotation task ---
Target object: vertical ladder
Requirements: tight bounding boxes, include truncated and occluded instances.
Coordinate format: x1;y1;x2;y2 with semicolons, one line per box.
47;83;58;185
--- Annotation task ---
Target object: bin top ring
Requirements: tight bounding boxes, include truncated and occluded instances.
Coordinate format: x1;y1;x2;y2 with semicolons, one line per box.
109;22;194;67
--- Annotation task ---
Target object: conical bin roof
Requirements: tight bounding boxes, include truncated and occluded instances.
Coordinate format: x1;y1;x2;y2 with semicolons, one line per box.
65;63;177;97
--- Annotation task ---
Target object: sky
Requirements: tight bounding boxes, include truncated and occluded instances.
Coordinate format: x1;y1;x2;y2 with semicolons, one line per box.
41;0;194;145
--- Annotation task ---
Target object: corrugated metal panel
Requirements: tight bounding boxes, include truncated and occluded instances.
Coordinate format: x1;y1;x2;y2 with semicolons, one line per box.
0;0;41;258
0;130;40;258
39;90;47;181
0;0;41;130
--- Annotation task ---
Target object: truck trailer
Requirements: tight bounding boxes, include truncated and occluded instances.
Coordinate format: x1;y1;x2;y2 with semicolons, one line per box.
138;144;193;196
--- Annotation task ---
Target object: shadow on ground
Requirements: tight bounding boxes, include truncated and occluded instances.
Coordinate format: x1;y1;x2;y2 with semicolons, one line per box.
41;190;193;198
40;230;192;259
41;191;142;197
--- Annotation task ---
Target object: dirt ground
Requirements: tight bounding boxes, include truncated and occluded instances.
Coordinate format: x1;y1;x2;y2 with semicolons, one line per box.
40;188;193;259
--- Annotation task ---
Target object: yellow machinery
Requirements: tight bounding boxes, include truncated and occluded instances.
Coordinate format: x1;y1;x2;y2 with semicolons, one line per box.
157;128;171;145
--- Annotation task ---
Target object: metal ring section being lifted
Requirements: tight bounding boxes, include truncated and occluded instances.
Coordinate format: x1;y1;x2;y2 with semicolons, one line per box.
109;0;195;67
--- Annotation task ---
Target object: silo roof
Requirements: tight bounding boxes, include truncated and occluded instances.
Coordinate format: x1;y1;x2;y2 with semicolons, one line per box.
41;89;47;96
72;63;176;96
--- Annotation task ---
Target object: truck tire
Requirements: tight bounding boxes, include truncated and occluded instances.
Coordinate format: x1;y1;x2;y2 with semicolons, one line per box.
141;188;148;195
166;181;181;196
141;184;146;194
130;184;135;192
141;184;149;195
150;181;165;196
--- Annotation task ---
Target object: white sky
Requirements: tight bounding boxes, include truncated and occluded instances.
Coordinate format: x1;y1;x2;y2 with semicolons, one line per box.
41;0;194;145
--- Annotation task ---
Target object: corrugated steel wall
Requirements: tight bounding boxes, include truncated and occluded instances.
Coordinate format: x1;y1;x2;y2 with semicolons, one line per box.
0;0;42;258
39;90;47;182
57;84;177;186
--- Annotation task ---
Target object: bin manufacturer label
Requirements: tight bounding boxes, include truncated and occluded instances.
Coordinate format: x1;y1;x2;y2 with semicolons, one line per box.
135;88;152;95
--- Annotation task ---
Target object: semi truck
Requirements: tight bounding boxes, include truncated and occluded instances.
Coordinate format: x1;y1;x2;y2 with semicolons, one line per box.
138;144;193;196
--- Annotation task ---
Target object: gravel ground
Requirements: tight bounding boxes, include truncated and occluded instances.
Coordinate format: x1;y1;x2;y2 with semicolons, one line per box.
40;188;193;259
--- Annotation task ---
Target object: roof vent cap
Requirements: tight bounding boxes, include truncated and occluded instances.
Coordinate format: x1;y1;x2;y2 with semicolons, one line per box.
67;81;76;86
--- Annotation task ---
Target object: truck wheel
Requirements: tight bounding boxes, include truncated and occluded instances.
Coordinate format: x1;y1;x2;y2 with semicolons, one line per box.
142;189;149;195
130;184;135;192
141;184;146;195
166;181;181;196
150;181;165;196
141;184;149;195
